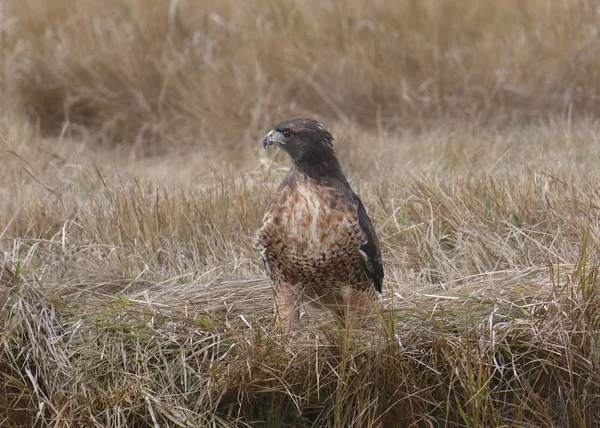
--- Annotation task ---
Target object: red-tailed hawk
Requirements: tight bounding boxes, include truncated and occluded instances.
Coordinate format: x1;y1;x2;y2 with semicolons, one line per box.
254;117;384;330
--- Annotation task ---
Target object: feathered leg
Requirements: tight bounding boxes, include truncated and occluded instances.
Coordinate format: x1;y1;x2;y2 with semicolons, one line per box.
338;287;378;329
273;281;300;332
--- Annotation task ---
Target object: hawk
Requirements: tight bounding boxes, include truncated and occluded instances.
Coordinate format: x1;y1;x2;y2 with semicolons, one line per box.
254;117;384;330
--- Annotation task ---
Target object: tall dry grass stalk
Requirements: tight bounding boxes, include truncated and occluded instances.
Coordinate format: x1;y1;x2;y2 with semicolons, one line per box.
2;0;600;426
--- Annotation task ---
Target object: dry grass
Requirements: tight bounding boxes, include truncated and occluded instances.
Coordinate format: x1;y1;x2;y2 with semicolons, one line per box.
2;1;600;427
4;0;600;147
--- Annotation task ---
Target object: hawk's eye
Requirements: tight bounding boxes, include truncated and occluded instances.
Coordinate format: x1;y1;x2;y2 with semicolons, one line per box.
282;130;292;139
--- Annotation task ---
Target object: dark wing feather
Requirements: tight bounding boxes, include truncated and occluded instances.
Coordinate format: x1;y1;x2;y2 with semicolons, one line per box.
352;193;384;293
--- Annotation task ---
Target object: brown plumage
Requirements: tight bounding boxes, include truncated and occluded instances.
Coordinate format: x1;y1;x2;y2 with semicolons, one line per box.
254;117;384;330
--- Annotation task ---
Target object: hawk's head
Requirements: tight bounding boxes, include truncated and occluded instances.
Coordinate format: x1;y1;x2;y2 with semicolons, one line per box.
262;117;335;165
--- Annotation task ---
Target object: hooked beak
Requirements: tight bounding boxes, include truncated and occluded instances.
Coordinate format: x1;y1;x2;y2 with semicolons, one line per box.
262;129;286;149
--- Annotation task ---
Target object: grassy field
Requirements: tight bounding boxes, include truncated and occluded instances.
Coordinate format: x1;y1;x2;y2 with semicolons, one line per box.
2;0;600;426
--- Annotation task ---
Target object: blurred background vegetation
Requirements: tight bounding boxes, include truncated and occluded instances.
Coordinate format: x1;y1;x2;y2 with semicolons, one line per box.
2;0;600;150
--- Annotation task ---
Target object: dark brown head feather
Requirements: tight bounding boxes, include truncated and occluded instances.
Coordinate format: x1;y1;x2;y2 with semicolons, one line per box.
265;117;345;183
273;117;334;148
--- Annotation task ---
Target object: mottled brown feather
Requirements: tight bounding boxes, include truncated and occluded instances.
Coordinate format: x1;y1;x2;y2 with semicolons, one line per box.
254;117;383;329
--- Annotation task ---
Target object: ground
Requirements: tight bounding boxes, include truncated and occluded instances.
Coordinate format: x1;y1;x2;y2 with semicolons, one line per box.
1;1;600;427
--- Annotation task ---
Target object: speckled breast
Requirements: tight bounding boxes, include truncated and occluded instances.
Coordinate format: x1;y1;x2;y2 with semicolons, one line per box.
258;182;367;286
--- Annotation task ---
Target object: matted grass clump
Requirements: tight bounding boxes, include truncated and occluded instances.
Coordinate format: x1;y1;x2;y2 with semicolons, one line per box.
2;239;600;427
2;246;600;427
2;0;600;426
